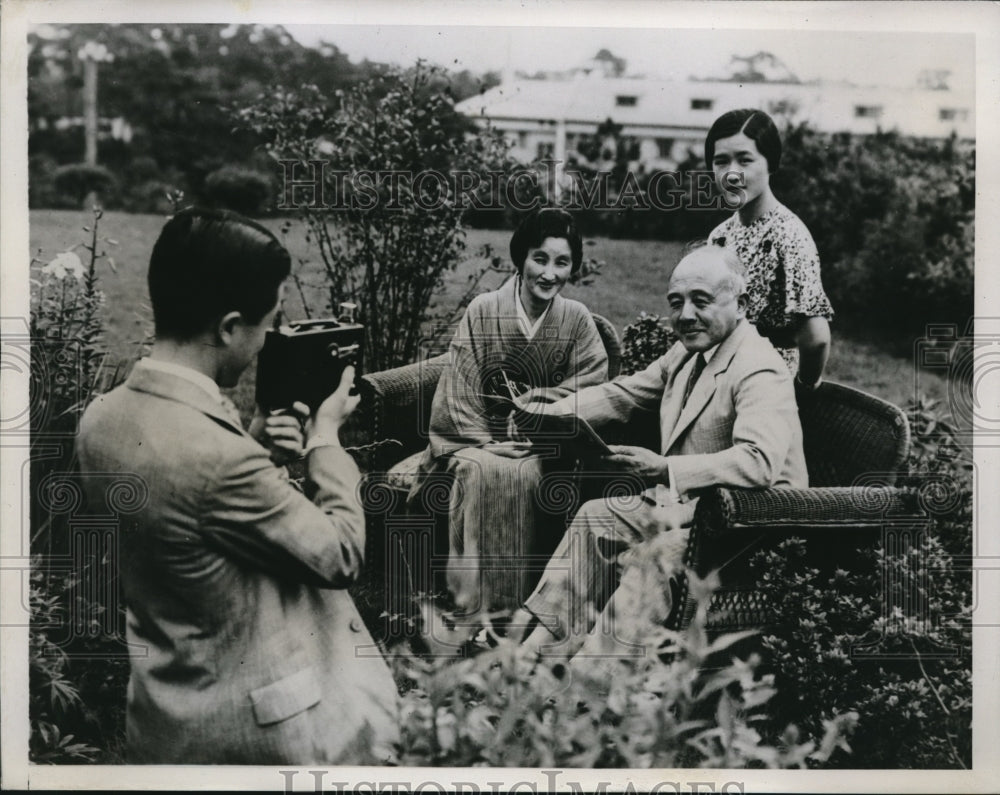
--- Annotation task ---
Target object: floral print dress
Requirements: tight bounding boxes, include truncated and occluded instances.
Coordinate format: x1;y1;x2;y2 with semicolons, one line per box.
709;202;834;372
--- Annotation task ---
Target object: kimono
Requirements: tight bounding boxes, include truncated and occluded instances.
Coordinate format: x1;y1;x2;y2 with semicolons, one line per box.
415;277;609;613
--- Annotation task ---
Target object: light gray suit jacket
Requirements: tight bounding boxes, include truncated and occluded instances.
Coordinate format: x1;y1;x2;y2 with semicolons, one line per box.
568;319;808;495
77;361;399;764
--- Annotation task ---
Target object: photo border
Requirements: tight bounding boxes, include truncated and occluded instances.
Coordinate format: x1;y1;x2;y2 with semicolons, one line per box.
3;1;998;791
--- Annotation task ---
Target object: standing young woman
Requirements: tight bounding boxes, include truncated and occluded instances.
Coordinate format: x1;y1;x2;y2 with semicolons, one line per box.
705;108;834;388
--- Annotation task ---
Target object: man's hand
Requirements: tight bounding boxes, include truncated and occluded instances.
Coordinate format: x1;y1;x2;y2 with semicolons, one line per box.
604;444;670;485
250;401;310;466
512;389;572;416
483;440;533;459
310;366;361;440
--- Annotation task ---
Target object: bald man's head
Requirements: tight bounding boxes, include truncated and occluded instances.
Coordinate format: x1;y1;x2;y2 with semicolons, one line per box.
667;245;748;352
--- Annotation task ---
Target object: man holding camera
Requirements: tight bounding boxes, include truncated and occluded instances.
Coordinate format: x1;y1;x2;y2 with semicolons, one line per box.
77;208;398;764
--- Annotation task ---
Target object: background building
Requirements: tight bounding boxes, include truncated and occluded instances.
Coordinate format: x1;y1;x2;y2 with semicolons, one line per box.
456;52;975;173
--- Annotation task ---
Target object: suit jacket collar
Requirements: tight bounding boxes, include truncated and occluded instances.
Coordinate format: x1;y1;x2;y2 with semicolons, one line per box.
663;319;753;453
125;359;246;436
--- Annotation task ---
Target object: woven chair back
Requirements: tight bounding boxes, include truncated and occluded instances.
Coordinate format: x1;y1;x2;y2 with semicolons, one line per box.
799;381;910;487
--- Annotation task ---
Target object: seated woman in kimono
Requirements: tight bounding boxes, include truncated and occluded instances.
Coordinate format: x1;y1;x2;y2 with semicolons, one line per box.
413;208;609;617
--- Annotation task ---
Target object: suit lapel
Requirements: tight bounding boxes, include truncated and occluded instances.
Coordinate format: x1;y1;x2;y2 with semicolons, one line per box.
659;352;695;454
125;361;248;436
662;321;749;453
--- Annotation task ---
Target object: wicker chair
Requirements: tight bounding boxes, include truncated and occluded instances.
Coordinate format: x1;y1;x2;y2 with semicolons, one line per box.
668;381;927;633
357;313;622;611
360;330;924;635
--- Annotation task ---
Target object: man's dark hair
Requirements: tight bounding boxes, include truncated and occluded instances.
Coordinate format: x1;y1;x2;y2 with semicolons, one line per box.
148;207;291;340
704;108;782;173
509;207;584;276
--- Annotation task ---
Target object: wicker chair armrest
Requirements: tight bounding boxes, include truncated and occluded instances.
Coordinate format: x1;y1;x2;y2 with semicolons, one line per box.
359;355;449;471
695;485;926;537
361;356;447;404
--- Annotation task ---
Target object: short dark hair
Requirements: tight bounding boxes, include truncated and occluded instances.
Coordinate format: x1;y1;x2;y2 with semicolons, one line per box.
509;208;583;276
704;109;782;173
148;207;291;340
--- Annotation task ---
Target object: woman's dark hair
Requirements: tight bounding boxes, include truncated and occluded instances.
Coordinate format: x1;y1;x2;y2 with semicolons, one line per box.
148;207;291;340
704;109;782;173
509;208;583;276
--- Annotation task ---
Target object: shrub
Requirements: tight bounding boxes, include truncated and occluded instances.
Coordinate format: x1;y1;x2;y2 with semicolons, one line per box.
620;312;678;375
749;534;970;769
202;164;274;216
393;572;857;768
29;562;102;763
29;153;61;208
747;394;972;768
774;127;974;348
52;163;118;208
236;62;510;371
128;155;162;183
125;180;181;215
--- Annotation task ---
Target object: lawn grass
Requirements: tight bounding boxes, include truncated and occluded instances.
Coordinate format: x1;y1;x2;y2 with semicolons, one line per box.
29;208;952;414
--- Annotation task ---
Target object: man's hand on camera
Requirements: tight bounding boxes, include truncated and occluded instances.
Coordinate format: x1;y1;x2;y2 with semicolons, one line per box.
250;401;310;467
308;366;360;443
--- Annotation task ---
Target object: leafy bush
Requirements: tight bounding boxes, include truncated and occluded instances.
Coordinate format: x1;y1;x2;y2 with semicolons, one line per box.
236;62;510;371
749;534;970;769
393;572;856;768
52;163;119;208
29;562;102;763
125;180;181;215
202;164;274;216
747;395;972;769
774;127;974;348
620;312;678;375
29;153;62;209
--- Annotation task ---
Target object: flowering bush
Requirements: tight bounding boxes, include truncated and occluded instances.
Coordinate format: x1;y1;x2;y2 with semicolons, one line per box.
29;208;131;763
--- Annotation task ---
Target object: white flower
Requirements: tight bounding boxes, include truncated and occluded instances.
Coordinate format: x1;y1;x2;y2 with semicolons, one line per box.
41;251;85;281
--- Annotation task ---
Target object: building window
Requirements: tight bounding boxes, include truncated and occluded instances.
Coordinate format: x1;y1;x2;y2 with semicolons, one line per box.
536;141;554;160
854;105;883;119
939;108;969;122
656;137;675;158
615;95;638;107
691;98;713;110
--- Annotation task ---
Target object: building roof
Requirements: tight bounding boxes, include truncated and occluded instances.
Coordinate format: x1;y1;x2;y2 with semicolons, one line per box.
456;75;975;139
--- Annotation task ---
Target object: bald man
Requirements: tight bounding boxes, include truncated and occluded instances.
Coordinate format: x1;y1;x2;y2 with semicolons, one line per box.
516;244;807;664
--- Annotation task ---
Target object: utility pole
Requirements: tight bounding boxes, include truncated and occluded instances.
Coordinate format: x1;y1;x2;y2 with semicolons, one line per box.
77;41;113;167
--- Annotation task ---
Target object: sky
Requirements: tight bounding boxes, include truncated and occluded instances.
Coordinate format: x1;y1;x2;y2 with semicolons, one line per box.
283;25;975;90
